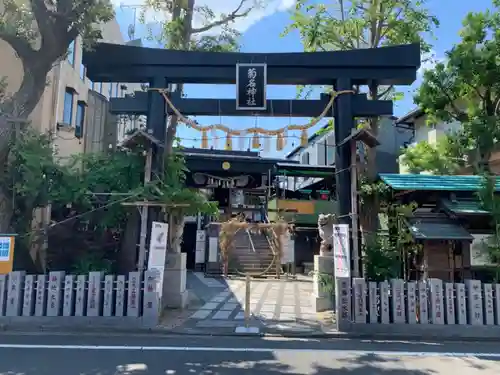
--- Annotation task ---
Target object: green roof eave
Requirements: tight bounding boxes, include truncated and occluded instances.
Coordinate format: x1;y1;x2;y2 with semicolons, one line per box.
379;174;500;192
441;198;490;215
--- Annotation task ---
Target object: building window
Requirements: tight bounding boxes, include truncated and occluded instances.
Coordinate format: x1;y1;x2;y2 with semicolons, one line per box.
80;64;86;80
63;88;74;125
90;81;95;90
115;83;119;97
67;40;75;66
97;83;102;94
108;83;113;98
75;101;85;138
301;151;310;165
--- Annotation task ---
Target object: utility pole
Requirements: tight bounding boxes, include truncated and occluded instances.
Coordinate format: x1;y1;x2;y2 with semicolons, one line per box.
350;133;360;278
119;3;142;40
137;147;153;273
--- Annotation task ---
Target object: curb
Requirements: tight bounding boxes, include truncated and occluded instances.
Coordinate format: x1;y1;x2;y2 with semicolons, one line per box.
1;324;499;343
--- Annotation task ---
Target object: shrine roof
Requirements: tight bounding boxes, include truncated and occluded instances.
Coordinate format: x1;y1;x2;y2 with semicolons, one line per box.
184;149;294;175
404;212;473;241
440;198;489;216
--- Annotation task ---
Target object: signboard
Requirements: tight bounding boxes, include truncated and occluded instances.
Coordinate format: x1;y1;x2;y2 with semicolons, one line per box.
470;234;491;266
236;63;267;111
0;235;15;274
148;221;168;298
332;224;350;278
148;221;168;269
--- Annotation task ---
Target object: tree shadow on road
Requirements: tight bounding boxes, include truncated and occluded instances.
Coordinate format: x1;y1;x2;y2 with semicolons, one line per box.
178;352;437;375
1;347;499;375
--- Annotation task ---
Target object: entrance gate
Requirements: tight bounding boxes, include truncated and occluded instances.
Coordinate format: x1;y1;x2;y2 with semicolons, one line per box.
83;43;421;274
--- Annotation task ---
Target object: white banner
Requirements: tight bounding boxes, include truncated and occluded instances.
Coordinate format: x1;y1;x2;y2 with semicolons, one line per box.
332;224;350;278
148;221;168;270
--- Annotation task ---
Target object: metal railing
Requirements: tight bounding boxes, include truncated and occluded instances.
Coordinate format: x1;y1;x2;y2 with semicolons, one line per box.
246;229;256;253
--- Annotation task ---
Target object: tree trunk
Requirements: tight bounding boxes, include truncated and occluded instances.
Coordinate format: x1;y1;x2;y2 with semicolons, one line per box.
169;212;185;254
162;0;194;257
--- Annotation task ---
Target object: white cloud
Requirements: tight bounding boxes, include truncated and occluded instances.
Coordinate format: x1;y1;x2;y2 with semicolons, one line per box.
417;49;444;76
114;0;296;34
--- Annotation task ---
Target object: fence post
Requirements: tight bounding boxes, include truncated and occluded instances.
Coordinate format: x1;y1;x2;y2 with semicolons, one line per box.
465;279;483;325
63;275;75;317
22;275;36;316
87;272;104;317
0;274;7;316
103;275;115;317
75;275;87;316
115;275;126;317
6;271;25;316
335;277;351;331
47;271;65;316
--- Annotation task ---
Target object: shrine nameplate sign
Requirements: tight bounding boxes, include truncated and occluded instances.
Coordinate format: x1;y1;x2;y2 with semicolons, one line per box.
236;63;267;111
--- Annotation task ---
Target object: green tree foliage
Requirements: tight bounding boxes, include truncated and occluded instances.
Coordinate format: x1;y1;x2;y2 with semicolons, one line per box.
400;137;464;175
2;128;218;271
1;130;147;271
478;176;500;274
1;129;61;241
360;184;421;281
413;1;500;174
283;0;439;249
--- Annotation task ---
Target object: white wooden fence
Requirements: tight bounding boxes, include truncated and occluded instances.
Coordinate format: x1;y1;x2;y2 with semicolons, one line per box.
0;270;161;318
340;278;500;325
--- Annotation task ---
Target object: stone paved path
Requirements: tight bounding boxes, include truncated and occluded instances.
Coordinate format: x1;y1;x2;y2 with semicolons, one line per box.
187;278;319;329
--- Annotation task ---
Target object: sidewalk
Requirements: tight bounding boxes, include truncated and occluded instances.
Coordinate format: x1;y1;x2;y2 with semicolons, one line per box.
161;273;338;336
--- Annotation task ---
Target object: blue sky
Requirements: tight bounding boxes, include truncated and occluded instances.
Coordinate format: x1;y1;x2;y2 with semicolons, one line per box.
113;0;494;157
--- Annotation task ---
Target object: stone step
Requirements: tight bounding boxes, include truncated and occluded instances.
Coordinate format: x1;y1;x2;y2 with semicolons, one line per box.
231;258;274;264
230;257;274;263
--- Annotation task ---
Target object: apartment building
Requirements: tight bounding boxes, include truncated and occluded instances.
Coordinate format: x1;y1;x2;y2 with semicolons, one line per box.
396;107;463;174
0;18;142;161
285;116;412;190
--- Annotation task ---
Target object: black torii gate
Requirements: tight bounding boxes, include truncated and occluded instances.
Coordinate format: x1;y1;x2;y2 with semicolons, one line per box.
83;42;420;269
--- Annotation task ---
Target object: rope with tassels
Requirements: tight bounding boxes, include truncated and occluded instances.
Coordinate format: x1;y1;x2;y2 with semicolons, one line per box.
149;88;355;151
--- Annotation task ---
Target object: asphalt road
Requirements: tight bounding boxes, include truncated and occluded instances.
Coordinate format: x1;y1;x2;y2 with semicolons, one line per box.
1;332;500;375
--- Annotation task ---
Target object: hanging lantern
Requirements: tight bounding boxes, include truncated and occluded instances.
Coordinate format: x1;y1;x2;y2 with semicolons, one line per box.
201;130;208;148
225;133;233;150
300;129;308;147
252;133;260;149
